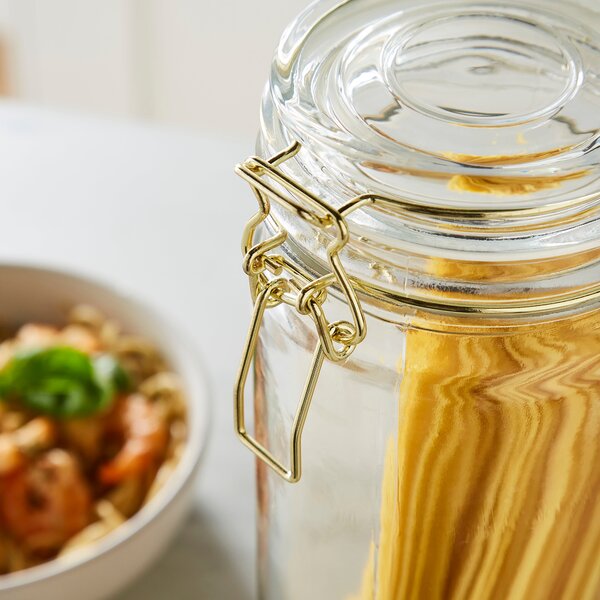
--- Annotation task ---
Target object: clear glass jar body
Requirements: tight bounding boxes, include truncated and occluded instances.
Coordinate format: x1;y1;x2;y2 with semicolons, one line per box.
240;1;600;598
255;299;600;600
255;301;402;599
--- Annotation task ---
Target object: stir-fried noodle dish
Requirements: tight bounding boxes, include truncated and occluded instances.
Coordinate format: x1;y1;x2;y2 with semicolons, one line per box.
0;305;187;574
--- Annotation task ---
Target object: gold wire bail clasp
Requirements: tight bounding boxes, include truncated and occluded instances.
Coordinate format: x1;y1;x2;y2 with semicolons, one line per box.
234;142;367;483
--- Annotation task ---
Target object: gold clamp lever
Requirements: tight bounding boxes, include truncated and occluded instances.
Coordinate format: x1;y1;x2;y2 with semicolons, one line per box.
234;142;366;483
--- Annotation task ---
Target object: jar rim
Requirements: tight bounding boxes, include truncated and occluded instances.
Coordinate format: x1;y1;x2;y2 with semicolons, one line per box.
237;144;600;319
267;0;600;214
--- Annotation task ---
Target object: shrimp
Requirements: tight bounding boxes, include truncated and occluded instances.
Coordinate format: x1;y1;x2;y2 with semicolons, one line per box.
15;324;59;349
99;394;168;486
0;437;24;476
14;323;100;354
0;449;92;554
0;417;56;476
59;325;101;354
60;417;104;463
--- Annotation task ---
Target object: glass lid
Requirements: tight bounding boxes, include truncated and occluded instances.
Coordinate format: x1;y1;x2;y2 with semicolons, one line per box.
262;0;600;213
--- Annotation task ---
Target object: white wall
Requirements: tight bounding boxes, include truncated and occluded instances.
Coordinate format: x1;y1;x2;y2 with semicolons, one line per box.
0;0;310;136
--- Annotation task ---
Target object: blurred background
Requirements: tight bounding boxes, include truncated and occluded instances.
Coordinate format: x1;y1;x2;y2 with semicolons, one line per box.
0;0;309;137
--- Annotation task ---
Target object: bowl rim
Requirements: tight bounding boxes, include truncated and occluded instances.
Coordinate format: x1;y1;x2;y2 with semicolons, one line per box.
0;262;212;590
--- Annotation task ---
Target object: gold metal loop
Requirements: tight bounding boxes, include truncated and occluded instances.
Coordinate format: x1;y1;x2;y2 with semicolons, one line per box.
307;300;357;362
235;143;367;352
296;275;332;314
242;234;286;276
329;321;357;345
234;142;369;482
234;277;326;484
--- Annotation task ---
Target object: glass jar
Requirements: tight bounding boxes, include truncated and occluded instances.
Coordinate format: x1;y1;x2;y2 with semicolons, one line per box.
234;1;600;599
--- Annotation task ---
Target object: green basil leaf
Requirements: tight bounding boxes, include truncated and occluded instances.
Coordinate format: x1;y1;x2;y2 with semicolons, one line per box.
25;377;90;415
0;346;129;419
92;353;130;409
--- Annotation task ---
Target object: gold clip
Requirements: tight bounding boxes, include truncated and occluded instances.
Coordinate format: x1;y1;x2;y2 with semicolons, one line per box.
234;278;326;483
234;142;367;483
235;142;366;360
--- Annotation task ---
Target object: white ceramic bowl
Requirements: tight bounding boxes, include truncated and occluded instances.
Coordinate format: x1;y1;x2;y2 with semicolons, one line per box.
0;264;210;600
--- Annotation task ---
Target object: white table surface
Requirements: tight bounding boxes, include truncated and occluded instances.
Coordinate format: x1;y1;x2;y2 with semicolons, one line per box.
0;102;257;599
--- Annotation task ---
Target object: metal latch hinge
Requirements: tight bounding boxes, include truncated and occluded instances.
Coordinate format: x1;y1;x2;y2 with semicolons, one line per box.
234;142;367;483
